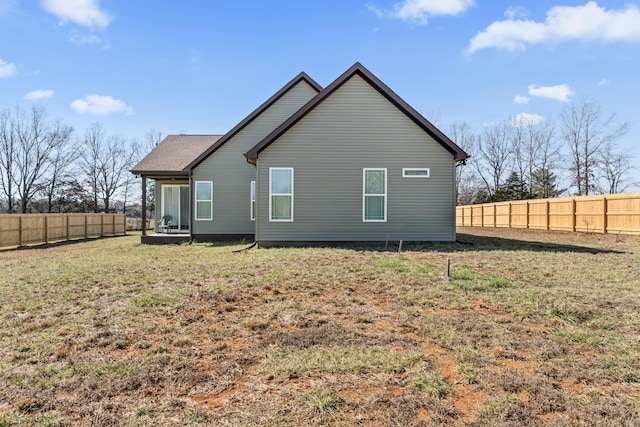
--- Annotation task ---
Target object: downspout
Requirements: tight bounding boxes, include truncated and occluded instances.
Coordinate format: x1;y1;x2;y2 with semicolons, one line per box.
189;170;194;243
245;152;259;246
253;163;258;245
452;160;458;242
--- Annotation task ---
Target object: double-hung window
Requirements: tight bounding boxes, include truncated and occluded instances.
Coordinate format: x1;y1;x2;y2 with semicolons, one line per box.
195;181;213;220
270;168;293;221
363;168;387;222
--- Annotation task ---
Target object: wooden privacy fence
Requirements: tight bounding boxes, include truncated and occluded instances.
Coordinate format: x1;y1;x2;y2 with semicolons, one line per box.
0;213;127;248
456;193;640;236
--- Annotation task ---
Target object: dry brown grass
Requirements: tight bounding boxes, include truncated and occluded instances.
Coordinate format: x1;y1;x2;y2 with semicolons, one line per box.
0;228;639;426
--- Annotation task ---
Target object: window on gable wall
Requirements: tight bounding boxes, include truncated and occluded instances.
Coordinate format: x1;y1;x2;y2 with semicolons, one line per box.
270;168;293;221
195;181;212;220
363;168;387;222
402;168;430;178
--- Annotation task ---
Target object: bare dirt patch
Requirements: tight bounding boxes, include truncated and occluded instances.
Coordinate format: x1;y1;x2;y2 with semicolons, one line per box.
1;229;639;425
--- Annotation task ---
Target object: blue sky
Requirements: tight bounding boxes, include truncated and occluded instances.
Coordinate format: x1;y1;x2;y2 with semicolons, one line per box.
1;0;639;189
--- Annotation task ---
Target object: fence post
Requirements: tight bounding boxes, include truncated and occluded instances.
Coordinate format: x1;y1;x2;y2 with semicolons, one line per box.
602;197;608;234
493;204;497;227
45;215;49;244
508;203;512;229
480;205;484;227
545;200;550;230
84;215;88;239
66;215;70;241
19;216;23;247
571;199;576;232
526;201;530;229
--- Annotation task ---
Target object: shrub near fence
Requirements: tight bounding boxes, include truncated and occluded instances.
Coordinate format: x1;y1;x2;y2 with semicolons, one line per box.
456;193;640;236
0;213;126;248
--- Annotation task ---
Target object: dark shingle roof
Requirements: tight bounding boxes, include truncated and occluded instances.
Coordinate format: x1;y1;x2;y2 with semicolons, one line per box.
245;62;470;163
131;134;223;176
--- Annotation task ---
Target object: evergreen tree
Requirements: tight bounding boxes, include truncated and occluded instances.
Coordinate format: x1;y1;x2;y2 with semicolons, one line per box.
497;172;530;201
530;168;565;198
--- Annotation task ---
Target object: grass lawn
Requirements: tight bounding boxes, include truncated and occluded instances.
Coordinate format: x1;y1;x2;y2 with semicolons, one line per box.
1;227;639;426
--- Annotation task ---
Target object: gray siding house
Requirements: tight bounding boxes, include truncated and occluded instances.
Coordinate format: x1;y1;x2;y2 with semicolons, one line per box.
131;63;468;245
246;63;468;245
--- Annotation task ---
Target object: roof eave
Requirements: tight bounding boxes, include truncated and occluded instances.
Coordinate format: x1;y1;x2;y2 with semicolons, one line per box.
130;170;190;178
186;72;323;171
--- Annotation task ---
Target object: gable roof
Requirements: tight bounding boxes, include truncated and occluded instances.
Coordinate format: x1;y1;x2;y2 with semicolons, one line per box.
131;134;223;177
245;62;470;163
185;72;323;170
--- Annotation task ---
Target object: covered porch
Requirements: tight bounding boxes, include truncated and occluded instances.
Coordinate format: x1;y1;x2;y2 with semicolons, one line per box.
130;134;224;244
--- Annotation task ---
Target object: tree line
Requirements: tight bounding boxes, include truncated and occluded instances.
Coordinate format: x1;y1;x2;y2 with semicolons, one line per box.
0;105;160;215
453;99;636;205
1;100;636;214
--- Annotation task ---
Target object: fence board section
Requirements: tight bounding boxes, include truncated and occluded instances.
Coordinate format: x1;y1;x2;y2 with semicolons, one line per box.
456;193;640;236
0;213;126;249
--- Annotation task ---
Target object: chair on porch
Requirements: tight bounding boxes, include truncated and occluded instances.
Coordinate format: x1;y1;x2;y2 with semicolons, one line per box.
157;215;174;234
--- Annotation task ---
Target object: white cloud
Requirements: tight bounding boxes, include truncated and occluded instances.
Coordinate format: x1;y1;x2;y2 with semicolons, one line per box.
24;89;54;100
597;78;611;85
504;6;528;20
41;0;111;29
370;0;474;25
69;31;110;49
70;94;133;115
511;113;545;127
0;59;16;78
70;32;101;45
513;95;530;104
467;1;640;54
528;83;574;102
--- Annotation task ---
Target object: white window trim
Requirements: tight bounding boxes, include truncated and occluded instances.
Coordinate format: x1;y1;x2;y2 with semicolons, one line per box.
363;168;387;222
194;181;213;221
250;180;256;221
402;168;430;178
269;167;294;222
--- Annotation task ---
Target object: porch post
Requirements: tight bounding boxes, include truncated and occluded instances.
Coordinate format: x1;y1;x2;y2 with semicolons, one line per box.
141;176;147;236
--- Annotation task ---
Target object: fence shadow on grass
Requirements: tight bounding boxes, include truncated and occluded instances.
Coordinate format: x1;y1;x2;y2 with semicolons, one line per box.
0;234;131;253
422;233;628;255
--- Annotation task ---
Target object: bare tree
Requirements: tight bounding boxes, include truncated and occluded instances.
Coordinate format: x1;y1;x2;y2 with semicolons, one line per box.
128;129;163;217
78;123;135;212
561;100;629;196
530;120;561;197
509;116;529;192
449;121;477;205
0;109;17;212
598;142;637;194
38;134;79;213
79;123;102;212
473;121;513;199
0;105;73;213
130;129;163;169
